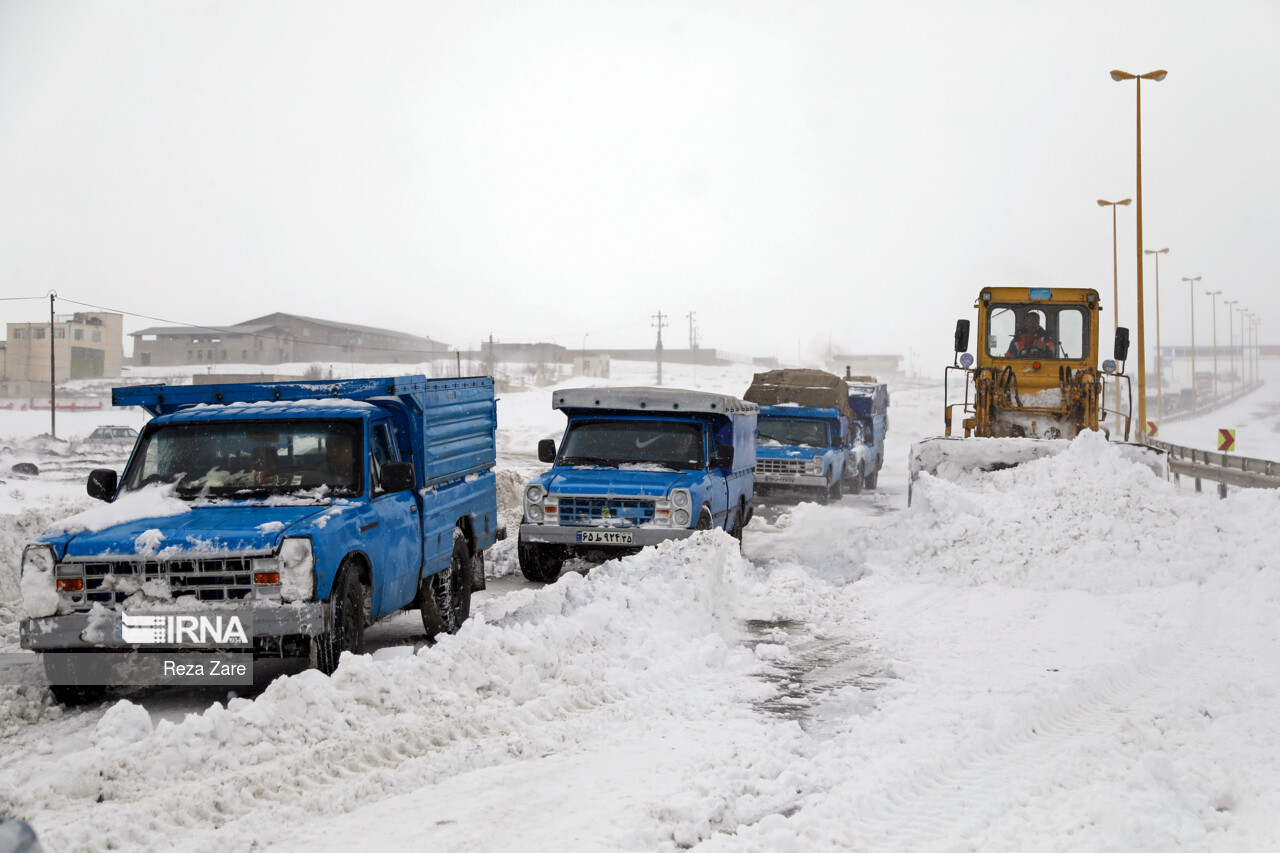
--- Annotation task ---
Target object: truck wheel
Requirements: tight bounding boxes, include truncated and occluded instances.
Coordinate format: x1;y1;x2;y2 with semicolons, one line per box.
727;508;743;543
695;507;713;530
44;654;107;705
421;529;472;640
829;477;843;502
314;561;366;675
846;466;864;495
864;471;878;490
471;546;486;592
518;540;562;583
49;683;107;706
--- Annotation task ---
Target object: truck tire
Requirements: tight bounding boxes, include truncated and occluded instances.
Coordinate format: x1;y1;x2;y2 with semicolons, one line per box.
864;471;878;490
471;546;486;592
695;507;713;530
727;508;742;543
829;476;843;502
44;653;107;706
846;465;864;495
420;529;472;640
314;560;366;675
518;540;562;583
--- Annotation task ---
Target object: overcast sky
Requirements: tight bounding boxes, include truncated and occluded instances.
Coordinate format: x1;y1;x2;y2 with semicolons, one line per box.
1;0;1277;370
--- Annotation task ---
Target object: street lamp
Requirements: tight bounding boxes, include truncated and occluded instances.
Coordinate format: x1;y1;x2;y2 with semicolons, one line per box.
1224;299;1238;397
1236;306;1247;391
1182;276;1201;410
1098;198;1132;434
1111;68;1167;440
1144;247;1169;420
1206;289;1222;407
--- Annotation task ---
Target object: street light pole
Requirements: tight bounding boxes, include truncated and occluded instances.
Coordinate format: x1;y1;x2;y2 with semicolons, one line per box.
1098;198;1131;434
1224;299;1238;398
1183;276;1201;411
1144;247;1169;420
1111;68;1167;440
1237;306;1247;391
1206;289;1222;407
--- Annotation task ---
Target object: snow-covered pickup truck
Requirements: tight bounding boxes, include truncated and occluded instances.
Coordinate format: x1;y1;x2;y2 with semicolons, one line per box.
20;376;500;703
517;387;757;582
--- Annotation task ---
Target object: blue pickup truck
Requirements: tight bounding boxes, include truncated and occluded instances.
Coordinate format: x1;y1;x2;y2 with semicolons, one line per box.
20;376;499;703
844;374;890;490
744;369;858;503
517;387;757;582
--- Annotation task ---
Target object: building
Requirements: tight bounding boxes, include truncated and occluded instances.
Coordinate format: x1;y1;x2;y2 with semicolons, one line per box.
239;313;448;364
130;324;294;367
1;312;124;397
130;313;449;367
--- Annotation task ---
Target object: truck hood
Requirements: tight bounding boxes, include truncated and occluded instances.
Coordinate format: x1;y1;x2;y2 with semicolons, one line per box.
541;467;699;498
53;504;331;560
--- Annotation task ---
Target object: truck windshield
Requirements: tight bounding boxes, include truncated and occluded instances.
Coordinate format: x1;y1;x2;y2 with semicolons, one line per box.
121;420;363;498
559;420;704;470
758;418;830;448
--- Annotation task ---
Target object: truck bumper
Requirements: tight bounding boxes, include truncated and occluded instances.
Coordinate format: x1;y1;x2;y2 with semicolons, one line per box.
756;473;827;488
19;603;328;651
519;523;697;547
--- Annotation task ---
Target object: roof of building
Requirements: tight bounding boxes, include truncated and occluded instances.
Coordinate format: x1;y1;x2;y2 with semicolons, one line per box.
131;324;285;338
240;313;443;345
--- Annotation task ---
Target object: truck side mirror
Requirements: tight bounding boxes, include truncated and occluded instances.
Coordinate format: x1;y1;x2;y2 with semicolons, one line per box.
1114;327;1130;362
712;445;734;468
954;319;970;353
538;439;556;464
380;461;415;493
87;469;117;502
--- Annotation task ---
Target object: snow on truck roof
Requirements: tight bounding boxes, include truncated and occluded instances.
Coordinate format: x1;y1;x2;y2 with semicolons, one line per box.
552;387;757;416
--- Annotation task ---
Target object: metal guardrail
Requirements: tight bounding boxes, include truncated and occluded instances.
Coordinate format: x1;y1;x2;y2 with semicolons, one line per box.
1144;437;1280;496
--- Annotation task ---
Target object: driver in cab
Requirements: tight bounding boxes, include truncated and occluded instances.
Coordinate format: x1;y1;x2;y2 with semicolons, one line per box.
1006;311;1055;358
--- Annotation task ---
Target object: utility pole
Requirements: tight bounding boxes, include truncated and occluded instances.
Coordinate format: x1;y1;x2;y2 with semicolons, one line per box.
49;292;56;439
686;311;698;350
653;311;667;386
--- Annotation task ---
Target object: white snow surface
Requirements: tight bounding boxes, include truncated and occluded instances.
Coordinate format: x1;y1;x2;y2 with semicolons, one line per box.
1;359;1280;851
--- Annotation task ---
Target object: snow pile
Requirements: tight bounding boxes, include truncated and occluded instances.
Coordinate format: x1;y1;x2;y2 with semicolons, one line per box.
6;532;779;852
893;430;1275;592
42;485;190;537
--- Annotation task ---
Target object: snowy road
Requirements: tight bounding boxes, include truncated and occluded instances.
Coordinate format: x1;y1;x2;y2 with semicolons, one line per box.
3;362;1280;851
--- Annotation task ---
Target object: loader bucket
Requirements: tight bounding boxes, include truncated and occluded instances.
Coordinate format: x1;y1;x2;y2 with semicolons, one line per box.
907;436;1167;504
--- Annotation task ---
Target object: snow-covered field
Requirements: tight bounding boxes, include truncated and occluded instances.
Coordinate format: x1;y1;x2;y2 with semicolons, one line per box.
2;359;1280;852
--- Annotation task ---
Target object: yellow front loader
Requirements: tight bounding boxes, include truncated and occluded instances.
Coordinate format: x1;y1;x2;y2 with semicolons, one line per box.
910;286;1165;492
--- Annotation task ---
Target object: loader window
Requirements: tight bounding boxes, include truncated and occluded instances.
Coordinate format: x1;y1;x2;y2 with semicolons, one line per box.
988;304;1090;360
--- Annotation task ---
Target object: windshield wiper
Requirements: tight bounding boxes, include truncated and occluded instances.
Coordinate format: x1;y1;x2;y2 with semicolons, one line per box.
561;455;619;468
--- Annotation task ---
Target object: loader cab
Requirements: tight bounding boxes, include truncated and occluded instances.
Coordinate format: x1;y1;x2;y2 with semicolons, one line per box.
974;288;1099;369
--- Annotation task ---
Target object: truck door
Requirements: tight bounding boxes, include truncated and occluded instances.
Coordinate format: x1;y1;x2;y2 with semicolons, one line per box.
710;421;731;528
367;421;423;616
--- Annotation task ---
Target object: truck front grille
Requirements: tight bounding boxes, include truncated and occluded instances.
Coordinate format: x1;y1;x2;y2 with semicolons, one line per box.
757;458;806;475
76;557;256;606
557;497;655;526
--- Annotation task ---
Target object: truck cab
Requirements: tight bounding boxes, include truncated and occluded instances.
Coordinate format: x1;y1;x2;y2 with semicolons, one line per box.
845;376;890;490
517;387;756;582
753;404;850;503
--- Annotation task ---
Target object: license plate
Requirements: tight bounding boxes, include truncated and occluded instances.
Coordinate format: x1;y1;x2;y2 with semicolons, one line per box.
764;474;796;484
576;530;634;545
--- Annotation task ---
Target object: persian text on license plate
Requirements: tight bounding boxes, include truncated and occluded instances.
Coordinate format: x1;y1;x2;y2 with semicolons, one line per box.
576;530;634;545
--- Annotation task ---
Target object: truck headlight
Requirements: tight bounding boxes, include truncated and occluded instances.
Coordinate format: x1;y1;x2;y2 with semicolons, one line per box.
807;456;825;475
278;537;314;601
528;504;544;521
670;489;691;509
20;544;59;618
672;509;690;527
526;484;545;503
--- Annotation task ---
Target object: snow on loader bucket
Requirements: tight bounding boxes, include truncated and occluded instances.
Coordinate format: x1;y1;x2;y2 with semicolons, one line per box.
908;436;1167;503
909;286;1167;504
